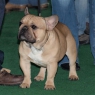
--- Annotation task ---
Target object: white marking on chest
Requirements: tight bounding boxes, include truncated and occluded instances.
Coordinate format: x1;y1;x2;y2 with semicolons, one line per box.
28;46;44;66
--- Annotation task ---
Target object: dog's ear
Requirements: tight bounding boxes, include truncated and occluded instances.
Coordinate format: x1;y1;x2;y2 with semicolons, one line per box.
45;15;58;31
24;7;29;15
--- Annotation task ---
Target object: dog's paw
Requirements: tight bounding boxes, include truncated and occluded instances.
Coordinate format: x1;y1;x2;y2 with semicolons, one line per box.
34;76;44;81
20;83;30;88
44;85;55;90
69;75;79;80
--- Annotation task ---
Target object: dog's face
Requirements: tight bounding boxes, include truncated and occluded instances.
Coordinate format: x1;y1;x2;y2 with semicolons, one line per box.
18;15;46;44
18;8;58;44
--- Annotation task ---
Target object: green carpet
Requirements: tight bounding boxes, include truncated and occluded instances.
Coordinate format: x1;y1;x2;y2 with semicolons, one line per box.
0;2;95;95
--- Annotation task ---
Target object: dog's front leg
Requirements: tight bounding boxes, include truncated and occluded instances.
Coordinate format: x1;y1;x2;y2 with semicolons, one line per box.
34;67;46;81
20;58;31;88
45;63;58;90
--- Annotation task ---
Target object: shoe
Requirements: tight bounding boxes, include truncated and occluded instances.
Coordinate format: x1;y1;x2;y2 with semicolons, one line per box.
5;3;26;13
79;33;90;45
28;3;49;10
0;70;24;85
61;63;80;71
40;3;49;9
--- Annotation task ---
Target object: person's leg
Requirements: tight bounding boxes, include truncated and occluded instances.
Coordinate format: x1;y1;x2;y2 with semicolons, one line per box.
28;0;49;13
5;0;28;13
0;0;24;85
9;0;28;4
28;0;48;6
9;0;49;5
5;0;49;13
0;0;5;69
89;0;95;65
85;0;89;34
0;50;4;69
75;0;89;45
51;0;80;70
0;0;5;29
75;0;88;36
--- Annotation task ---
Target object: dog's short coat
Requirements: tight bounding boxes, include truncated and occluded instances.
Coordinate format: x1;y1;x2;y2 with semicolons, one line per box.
18;8;79;90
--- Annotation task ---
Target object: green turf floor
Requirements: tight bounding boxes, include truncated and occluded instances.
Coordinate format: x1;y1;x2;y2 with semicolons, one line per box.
0;2;95;95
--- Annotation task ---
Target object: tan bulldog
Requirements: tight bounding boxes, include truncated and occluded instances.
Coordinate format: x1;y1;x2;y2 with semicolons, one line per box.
18;8;79;90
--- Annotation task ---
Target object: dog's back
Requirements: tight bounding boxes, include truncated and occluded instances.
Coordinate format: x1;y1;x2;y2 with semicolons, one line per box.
53;22;77;61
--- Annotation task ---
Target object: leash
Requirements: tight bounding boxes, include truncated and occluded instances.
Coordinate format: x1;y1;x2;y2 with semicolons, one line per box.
38;0;41;16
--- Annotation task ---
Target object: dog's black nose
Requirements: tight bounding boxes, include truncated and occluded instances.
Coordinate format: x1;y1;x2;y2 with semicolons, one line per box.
22;26;28;31
20;26;28;35
18;26;28;40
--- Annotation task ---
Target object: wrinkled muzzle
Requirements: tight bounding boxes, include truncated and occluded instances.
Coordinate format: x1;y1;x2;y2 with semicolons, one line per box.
18;26;36;43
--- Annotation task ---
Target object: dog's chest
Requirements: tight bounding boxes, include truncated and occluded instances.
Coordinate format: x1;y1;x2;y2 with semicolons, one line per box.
28;46;46;66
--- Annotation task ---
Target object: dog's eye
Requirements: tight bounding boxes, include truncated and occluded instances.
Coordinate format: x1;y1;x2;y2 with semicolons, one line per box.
19;22;22;26
31;25;37;30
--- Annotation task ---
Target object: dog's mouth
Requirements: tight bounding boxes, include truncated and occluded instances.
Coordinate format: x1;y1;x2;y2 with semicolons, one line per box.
18;35;36;44
18;32;36;44
18;26;36;44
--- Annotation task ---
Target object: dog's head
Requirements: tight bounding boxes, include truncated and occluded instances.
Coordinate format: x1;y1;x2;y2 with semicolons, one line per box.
18;7;59;44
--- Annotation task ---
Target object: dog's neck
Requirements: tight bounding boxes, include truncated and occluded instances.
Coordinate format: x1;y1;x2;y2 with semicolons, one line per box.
27;32;49;50
34;32;49;50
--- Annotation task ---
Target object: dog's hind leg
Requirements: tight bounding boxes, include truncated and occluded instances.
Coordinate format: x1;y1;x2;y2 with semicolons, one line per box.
66;46;79;80
67;50;78;80
34;67;46;81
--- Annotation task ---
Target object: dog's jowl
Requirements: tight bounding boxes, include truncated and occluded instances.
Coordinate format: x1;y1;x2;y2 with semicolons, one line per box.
18;8;79;90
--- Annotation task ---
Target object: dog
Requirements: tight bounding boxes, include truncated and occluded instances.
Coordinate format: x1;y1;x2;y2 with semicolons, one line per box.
18;8;79;90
